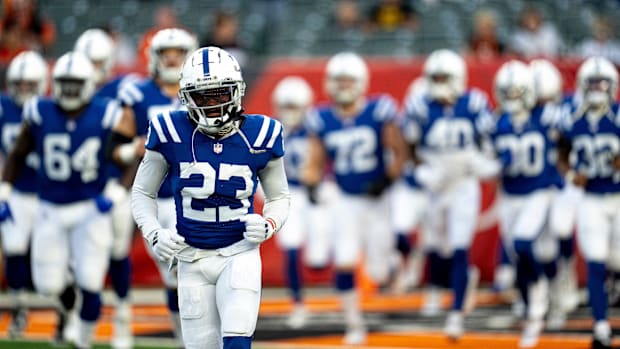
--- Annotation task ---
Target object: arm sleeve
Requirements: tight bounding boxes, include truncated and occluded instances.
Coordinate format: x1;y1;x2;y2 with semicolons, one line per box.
131;149;169;242
257;156;290;232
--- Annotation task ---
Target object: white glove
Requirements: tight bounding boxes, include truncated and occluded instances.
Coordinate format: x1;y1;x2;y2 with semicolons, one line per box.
151;229;185;262
414;163;445;192
241;213;275;244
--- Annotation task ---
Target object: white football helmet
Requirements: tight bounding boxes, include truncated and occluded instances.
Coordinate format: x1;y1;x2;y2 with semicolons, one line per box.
6;50;48;106
74;28;114;85
149;28;197;83
324;52;368;105
179;46;246;136
52;51;96;111
529;59;562;104
423;49;466;104
494;60;536;115
272;76;313;131
576;56;618;108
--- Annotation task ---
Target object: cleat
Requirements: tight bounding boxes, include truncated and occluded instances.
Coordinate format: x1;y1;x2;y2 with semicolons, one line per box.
286;304;308;329
8;307;27;338
519;319;543;348
343;324;367;345
444;311;464;340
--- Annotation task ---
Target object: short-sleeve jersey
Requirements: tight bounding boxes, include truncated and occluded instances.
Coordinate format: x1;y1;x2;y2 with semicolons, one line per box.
282;124;309;188
561;103;620;194
490;103;562;194
305;94;397;195
23;96;121;203
0;95;38;193
119;78;183;198
145;111;284;249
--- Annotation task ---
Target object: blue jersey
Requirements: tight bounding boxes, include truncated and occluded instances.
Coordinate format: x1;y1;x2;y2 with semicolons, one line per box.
23;96;121;204
119;78;183;198
561;103;620;194
283;125;309;188
95;74;141;100
146;111;284;249
306;95;397;195
0;95;39;193
403;88;494;152
491;104;562;195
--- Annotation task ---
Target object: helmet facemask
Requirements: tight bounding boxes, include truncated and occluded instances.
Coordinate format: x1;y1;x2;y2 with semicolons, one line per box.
584;77;613;107
8;80;39;106
428;73;459;104
54;78;88;111
156;48;188;84
181;82;242;136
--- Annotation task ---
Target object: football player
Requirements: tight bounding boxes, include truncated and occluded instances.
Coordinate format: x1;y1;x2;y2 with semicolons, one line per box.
131;46;289;349
304;52;408;344
491;60;562;347
74;27;140;349
403;49;493;339
107;27;196;346
0;51;47;338
0;51;122;349
557;56;620;349
271;76;332;329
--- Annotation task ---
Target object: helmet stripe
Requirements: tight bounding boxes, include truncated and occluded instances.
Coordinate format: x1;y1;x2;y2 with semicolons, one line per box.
202;48;210;76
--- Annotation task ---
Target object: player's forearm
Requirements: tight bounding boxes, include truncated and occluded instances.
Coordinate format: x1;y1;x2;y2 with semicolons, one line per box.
302;136;325;186
2;124;34;185
258;157;290;232
131;150;169;242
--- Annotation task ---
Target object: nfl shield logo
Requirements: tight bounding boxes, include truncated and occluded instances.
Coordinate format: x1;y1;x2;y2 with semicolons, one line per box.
213;143;223;154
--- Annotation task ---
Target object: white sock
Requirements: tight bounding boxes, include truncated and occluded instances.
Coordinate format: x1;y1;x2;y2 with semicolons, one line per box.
77;319;97;348
340;290;363;328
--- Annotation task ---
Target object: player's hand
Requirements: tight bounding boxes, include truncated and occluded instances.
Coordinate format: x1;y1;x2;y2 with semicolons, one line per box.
366;175;393;197
0;201;13;223
415;163;444;192
241;214;274;244
94;194;114;213
152;229;185;262
572;173;588;188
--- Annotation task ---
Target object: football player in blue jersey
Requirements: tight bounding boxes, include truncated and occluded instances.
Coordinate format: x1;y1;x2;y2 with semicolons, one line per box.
0;51;122;349
74;27;141;349
0;51;47;338
557;56;620;349
271;76;332;329
304;52;408;345
529;59;580;330
107;27;197;346
491;60;564;348
403;49;494;340
131;46;290;349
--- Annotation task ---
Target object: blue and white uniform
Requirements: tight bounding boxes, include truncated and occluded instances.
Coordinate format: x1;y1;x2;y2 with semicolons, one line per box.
278;124;331;267
403;89;493;253
23;96;119;296
118;78;183;287
306;94;397;283
133;111;287;347
0;95;39;257
561;103;620;329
